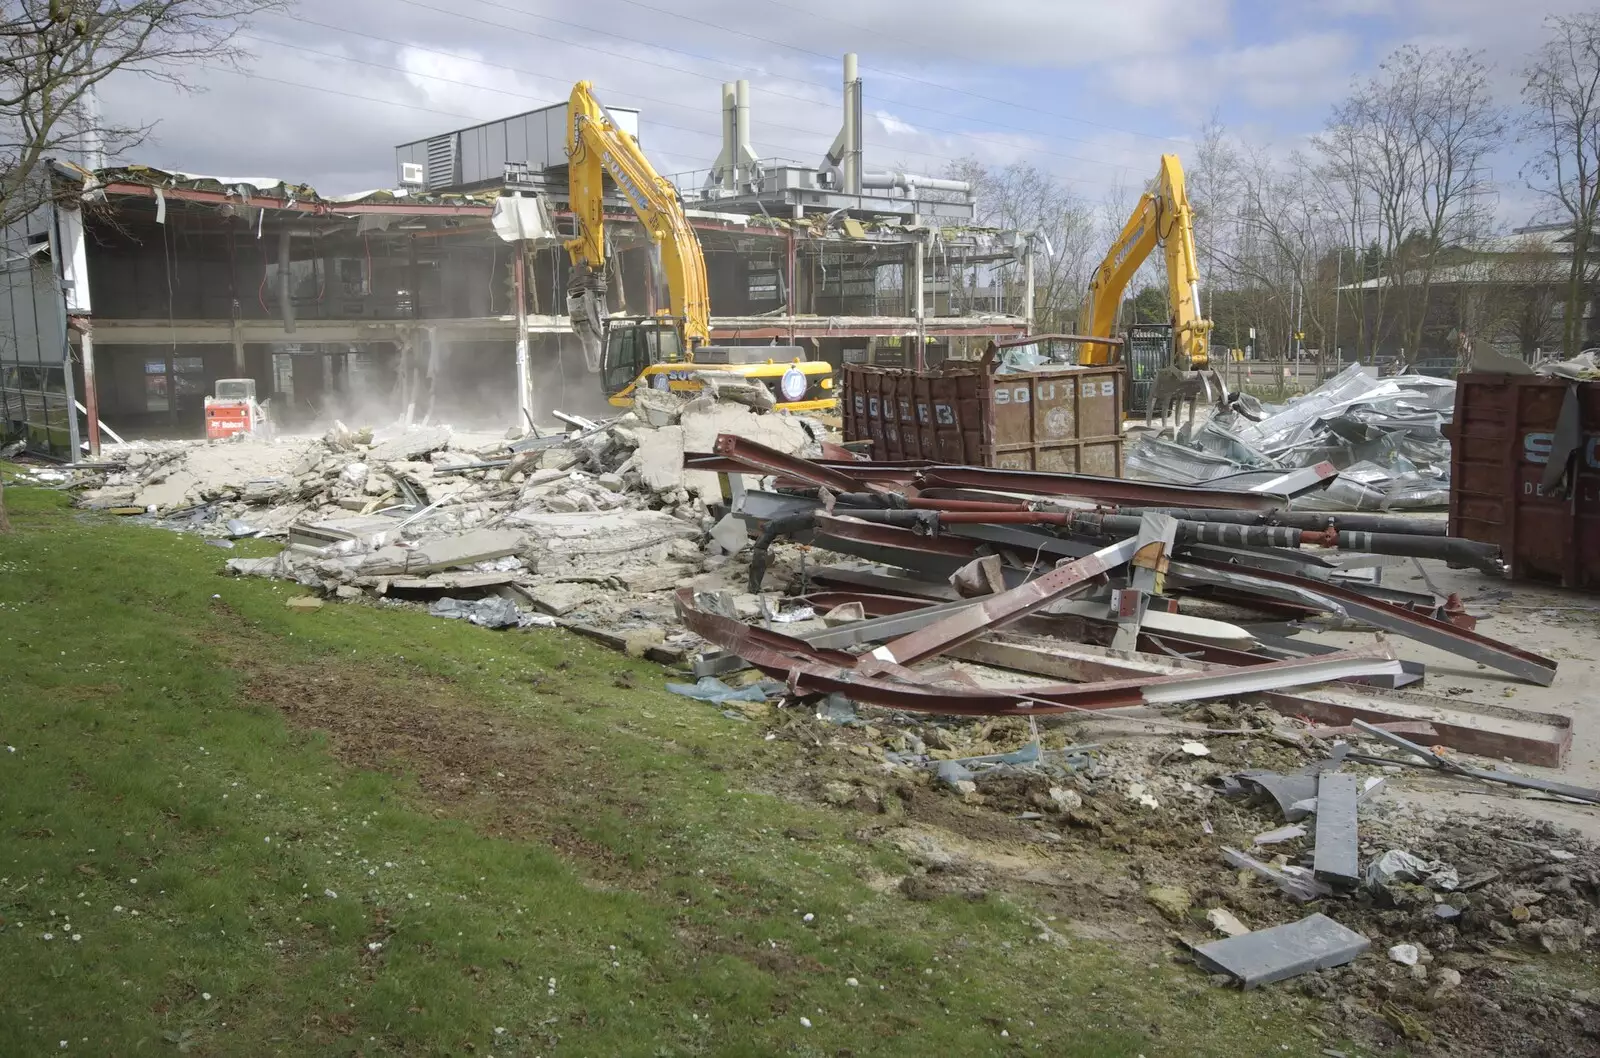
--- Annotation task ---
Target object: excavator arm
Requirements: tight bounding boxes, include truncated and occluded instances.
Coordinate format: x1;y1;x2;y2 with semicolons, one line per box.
1079;154;1212;370
565;80;711;369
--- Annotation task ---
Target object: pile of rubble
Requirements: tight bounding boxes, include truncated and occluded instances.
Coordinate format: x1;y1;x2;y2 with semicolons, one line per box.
674;641;1598;1054
657;432;1598;1050
76;390;821;638
1128;364;1457;510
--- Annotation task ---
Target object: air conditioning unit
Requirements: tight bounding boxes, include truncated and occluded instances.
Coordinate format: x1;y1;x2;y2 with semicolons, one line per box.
399;161;425;188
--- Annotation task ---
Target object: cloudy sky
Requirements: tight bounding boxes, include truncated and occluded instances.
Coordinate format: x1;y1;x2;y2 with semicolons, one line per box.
99;0;1597;223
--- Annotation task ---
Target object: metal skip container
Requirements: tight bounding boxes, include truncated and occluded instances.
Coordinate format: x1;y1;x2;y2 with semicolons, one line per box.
1448;372;1600;590
843;340;1125;475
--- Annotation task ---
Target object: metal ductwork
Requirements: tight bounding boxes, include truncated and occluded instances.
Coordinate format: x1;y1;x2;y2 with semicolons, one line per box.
706;79;759;193
705;82;737;191
734;79;755;184
861;171;972;197
818;53;863;194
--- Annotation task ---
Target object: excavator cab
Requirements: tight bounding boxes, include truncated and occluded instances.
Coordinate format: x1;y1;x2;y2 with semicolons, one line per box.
599;317;686;397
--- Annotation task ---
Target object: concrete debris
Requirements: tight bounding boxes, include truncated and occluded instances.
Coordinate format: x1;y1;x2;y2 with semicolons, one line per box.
1222;846;1333;903
707;513;749;554
1253;825;1308;846
74;394;827;641
1144;884;1193;922
1192;913;1370;989
1205;908;1250;937
367;425;453;462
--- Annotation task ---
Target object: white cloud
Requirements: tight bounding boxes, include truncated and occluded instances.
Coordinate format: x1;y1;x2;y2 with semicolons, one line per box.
77;0;1590;232
1106;31;1360;116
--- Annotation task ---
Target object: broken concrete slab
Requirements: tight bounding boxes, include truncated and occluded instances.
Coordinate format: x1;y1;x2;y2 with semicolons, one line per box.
288;515;401;552
632;387;684;427
616;564;691;594
367;426;452;462
226;556;281;578
385;571;521;592
403;529;526;574
1221;847;1334;903
562;621;694;664
285;596;324;612
1192;913;1370;989
506;510;700;573
520;582;594;616
708;513;749;554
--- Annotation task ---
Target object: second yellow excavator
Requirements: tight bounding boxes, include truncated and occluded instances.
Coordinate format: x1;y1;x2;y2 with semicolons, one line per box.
563;81;835;412
1079;153;1242;424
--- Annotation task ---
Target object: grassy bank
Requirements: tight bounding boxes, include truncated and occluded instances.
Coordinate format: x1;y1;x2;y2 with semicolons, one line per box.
0;481;1327;1057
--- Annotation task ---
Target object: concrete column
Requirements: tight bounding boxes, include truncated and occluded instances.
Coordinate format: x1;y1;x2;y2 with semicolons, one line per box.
512;243;532;430
278;229;295;335
79;321;99;456
232;322;246;376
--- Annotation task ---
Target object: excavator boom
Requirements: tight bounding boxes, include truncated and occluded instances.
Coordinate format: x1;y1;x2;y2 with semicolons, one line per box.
1079;154;1237;423
564;80;711;368
1080;154;1211;370
558;80;836;413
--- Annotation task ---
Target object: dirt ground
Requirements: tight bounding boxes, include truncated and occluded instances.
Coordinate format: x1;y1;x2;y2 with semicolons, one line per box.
730;553;1600;1058
209;548;1600;1057
1308;557;1600;840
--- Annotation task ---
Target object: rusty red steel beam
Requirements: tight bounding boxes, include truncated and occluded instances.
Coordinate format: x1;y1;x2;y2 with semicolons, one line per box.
684;452;922;488
689;446;1294;510
869;536;1143;666
813;513;991;561
1173;558;1558;687
674;589;1402;716
710;435;903;495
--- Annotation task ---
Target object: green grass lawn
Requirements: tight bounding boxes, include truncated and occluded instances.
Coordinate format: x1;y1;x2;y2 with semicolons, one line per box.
0;481;1335;1057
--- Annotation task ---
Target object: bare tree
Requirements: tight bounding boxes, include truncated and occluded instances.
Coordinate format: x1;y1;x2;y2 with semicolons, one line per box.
946;156;1097;331
1316;46;1504;367
1470;235;1565;358
1312;120;1383;360
1523;11;1600;356
1;0;288;230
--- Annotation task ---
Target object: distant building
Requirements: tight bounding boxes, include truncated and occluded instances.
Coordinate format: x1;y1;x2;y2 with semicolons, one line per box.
0;69;1039;455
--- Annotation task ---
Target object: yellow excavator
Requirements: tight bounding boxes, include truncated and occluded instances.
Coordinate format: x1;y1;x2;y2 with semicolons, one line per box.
1079;153;1243;424
563;81;835;412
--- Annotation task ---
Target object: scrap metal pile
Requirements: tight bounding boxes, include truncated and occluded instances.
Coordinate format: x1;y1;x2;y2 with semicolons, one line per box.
1126;363;1457;511
680;432;1570;767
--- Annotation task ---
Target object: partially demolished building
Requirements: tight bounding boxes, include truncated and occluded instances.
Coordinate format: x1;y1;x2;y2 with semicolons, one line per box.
0;55;1038;456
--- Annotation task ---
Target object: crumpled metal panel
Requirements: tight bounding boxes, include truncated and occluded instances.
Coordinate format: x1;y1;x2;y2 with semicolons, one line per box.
1126;366;1457;511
